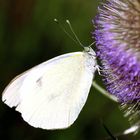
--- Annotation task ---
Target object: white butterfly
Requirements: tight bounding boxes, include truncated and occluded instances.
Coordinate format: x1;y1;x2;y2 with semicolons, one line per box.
2;19;99;129
2;46;97;130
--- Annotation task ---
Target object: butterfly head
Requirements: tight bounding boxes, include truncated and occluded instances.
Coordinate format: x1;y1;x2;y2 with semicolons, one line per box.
84;47;96;58
83;46;97;73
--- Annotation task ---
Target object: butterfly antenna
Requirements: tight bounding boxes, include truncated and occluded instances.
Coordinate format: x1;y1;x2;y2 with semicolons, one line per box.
54;19;78;45
66;20;95;48
89;41;95;48
54;19;94;49
66;20;85;48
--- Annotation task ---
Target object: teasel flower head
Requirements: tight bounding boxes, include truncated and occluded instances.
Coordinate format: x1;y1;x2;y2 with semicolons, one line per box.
93;0;140;133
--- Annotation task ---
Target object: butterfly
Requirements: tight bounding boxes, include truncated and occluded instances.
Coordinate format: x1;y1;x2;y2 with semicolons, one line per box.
2;19;99;129
2;45;98;130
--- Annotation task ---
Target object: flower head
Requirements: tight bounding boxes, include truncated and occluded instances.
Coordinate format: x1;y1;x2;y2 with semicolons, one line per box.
93;0;140;132
94;0;140;103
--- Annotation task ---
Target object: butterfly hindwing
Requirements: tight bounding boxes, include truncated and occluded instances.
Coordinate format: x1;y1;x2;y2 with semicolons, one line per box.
2;52;95;129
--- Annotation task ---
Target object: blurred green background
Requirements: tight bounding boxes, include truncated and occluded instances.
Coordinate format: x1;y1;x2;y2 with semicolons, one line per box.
0;0;140;139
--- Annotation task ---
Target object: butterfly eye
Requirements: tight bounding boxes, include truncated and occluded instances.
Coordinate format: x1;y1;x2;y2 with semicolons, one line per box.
84;47;96;57
84;47;90;52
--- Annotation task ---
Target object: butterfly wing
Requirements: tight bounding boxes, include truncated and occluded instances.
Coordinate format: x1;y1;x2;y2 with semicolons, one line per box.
2;52;96;129
2;72;29;108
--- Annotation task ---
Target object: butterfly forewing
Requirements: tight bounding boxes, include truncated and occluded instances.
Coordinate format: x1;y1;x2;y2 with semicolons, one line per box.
2;52;96;129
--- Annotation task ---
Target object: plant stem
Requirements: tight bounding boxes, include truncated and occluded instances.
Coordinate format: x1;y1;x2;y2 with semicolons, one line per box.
92;81;118;102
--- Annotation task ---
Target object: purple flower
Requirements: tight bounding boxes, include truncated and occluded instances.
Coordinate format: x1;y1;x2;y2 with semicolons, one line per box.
93;0;140;132
93;0;140;103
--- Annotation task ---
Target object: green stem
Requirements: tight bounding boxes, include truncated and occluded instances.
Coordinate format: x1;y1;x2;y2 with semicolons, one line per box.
92;81;118;102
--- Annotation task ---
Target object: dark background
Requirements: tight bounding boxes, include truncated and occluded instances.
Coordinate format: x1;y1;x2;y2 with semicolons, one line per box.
0;0;140;139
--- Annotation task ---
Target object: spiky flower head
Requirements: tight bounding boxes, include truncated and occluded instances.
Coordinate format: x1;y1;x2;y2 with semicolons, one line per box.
94;0;140;103
93;0;140;132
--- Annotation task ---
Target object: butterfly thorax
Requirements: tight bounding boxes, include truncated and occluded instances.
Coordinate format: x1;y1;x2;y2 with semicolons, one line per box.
84;47;97;73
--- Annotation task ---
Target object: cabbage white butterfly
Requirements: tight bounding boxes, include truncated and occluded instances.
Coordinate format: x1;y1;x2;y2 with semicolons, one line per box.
2;20;98;130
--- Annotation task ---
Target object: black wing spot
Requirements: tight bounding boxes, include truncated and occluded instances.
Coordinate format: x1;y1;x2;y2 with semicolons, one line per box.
36;77;42;87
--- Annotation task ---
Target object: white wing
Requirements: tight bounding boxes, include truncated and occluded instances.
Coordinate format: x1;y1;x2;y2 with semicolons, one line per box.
2;52;96;129
2;72;28;108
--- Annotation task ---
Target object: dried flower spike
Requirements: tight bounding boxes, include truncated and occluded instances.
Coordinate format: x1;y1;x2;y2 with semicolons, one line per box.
93;0;140;133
